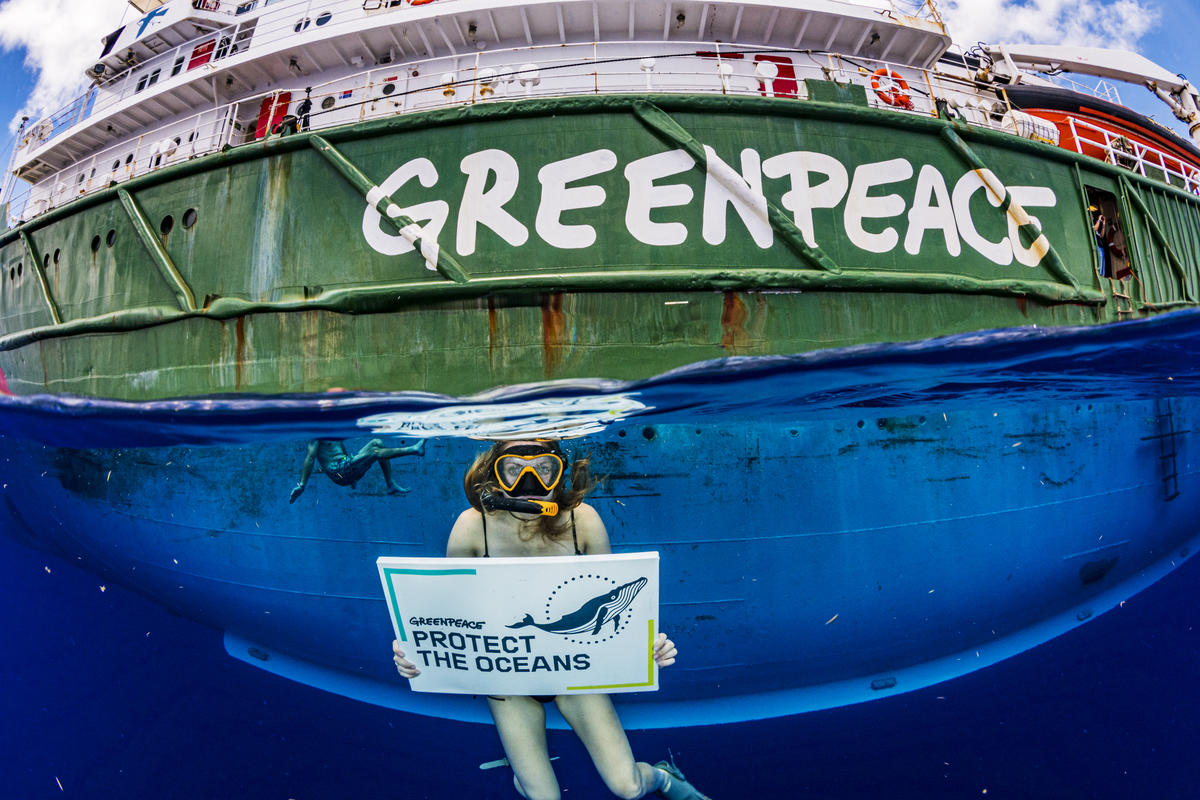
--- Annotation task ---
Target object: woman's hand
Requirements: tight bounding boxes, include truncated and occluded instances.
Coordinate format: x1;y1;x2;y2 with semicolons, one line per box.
653;632;677;668
393;639;420;679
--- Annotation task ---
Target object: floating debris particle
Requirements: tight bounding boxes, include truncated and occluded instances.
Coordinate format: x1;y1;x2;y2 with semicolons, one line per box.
615;499;625;506
825;614;838;625
106;470;112;482
55;776;63;791
99;585;106;592
44;566;51;573
1011;442;1021;448
173;558;178;565
928;589;935;594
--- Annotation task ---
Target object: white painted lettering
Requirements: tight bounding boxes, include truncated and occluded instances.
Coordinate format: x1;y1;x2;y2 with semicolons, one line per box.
702;146;772;248
905;164;960;256
844;158;913;254
623;149;695;246
761;151;848;247
535;149;618;249
953;169;1011;266
457;149;529;256
1007;185;1057;267
363;157;449;266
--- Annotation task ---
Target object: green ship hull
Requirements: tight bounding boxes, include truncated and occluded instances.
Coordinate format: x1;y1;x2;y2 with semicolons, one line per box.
1;93;1195;400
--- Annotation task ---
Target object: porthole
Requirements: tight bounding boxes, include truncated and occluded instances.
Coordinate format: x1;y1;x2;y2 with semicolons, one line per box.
8;267;13;281
320;96;335;110
160;215;174;235
77;173;85;184
182;208;198;229
42;254;49;269
91;235;101;252
53;248;60;263
111;160;120;171
187;132;195;142
294;17;310;32
124;154;133;165
106;229;116;247
382;82;396;96
16;262;22;277
316;11;332;25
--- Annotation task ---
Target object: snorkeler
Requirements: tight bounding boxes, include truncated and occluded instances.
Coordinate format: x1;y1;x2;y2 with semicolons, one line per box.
289;438;425;502
392;440;710;800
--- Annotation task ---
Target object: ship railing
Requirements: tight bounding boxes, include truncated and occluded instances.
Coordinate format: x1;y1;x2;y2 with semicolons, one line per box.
14;38;1189;225
14;0;940;162
15;0;465;158
1063;115;1200;194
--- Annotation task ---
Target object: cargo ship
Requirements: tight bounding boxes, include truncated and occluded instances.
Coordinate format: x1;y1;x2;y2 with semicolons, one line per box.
0;0;1197;728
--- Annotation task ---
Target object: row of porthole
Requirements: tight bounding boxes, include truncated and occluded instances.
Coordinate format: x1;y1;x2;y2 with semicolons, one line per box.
3;208;199;290
86;208;199;252
294;11;334;32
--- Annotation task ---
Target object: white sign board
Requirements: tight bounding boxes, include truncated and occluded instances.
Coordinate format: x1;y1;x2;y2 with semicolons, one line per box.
378;552;659;696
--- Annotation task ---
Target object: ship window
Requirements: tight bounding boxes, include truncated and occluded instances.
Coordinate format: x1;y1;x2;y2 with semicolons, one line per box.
382;82;395;95
171;56;185;77
91;235;101;253
321;96;335;110
146;68;161;87
161;215;174;235
1086;188;1131;280
106;229;117;248
136;74;148;92
183;208;198;228
316;11;332;25
294;17;311;32
236;0;259;14
215;36;232;60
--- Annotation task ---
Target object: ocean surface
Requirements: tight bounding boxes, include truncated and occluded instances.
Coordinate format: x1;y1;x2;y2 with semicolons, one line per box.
3;311;1200;799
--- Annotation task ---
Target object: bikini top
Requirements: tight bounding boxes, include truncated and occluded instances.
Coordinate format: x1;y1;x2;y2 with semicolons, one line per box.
481;509;581;557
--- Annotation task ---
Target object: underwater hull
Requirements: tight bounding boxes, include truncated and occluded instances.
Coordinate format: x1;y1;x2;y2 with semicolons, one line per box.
3;394;1194;727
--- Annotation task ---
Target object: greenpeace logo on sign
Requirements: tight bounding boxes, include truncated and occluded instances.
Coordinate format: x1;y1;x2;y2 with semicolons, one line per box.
378;554;660;695
363;145;1055;268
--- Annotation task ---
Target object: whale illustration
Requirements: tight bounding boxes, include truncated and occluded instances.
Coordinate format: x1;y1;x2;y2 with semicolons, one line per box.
508;577;648;636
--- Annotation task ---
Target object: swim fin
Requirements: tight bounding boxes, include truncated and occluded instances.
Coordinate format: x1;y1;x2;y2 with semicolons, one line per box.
654;760;711;800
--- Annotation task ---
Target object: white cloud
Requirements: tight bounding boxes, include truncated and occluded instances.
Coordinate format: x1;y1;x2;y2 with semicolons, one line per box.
0;0;129;132
938;0;1160;53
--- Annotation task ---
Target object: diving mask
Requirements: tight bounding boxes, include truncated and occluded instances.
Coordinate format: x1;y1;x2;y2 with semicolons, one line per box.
494;446;564;496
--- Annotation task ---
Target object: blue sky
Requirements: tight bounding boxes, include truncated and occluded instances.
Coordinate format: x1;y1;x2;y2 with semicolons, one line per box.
0;0;1197;151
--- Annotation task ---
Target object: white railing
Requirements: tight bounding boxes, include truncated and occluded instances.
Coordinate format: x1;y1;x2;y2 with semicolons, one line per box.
11;36;1196;224
16;0;464;157
8;41;953;224
1064;115;1200;194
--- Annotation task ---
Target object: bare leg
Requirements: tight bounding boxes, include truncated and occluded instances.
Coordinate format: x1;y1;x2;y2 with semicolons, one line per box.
554;694;665;799
487;696;561;800
356;439;423;493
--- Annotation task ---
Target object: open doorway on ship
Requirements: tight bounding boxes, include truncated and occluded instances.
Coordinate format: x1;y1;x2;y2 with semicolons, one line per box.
1085;187;1132;282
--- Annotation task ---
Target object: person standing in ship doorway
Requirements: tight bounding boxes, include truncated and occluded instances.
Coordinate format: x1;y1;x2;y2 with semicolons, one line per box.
288;438;425;502
392;439;710;800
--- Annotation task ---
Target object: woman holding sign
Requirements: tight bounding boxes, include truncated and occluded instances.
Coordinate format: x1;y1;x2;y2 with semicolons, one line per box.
393;440;708;800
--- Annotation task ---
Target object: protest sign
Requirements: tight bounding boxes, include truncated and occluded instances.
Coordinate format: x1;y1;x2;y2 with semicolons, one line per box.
378;552;659;695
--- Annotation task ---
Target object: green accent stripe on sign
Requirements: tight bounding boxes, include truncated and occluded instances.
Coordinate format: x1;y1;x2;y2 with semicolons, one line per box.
383;567;478;642
567;619;657;691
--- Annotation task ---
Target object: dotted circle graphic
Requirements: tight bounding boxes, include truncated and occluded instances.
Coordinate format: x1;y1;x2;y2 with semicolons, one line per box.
542;574;629;645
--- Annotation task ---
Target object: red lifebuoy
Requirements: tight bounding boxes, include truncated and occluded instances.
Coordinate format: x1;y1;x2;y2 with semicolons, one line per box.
871;68;913;110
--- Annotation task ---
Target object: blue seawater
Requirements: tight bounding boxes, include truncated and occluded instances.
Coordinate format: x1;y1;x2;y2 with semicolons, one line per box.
3;311;1200;798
